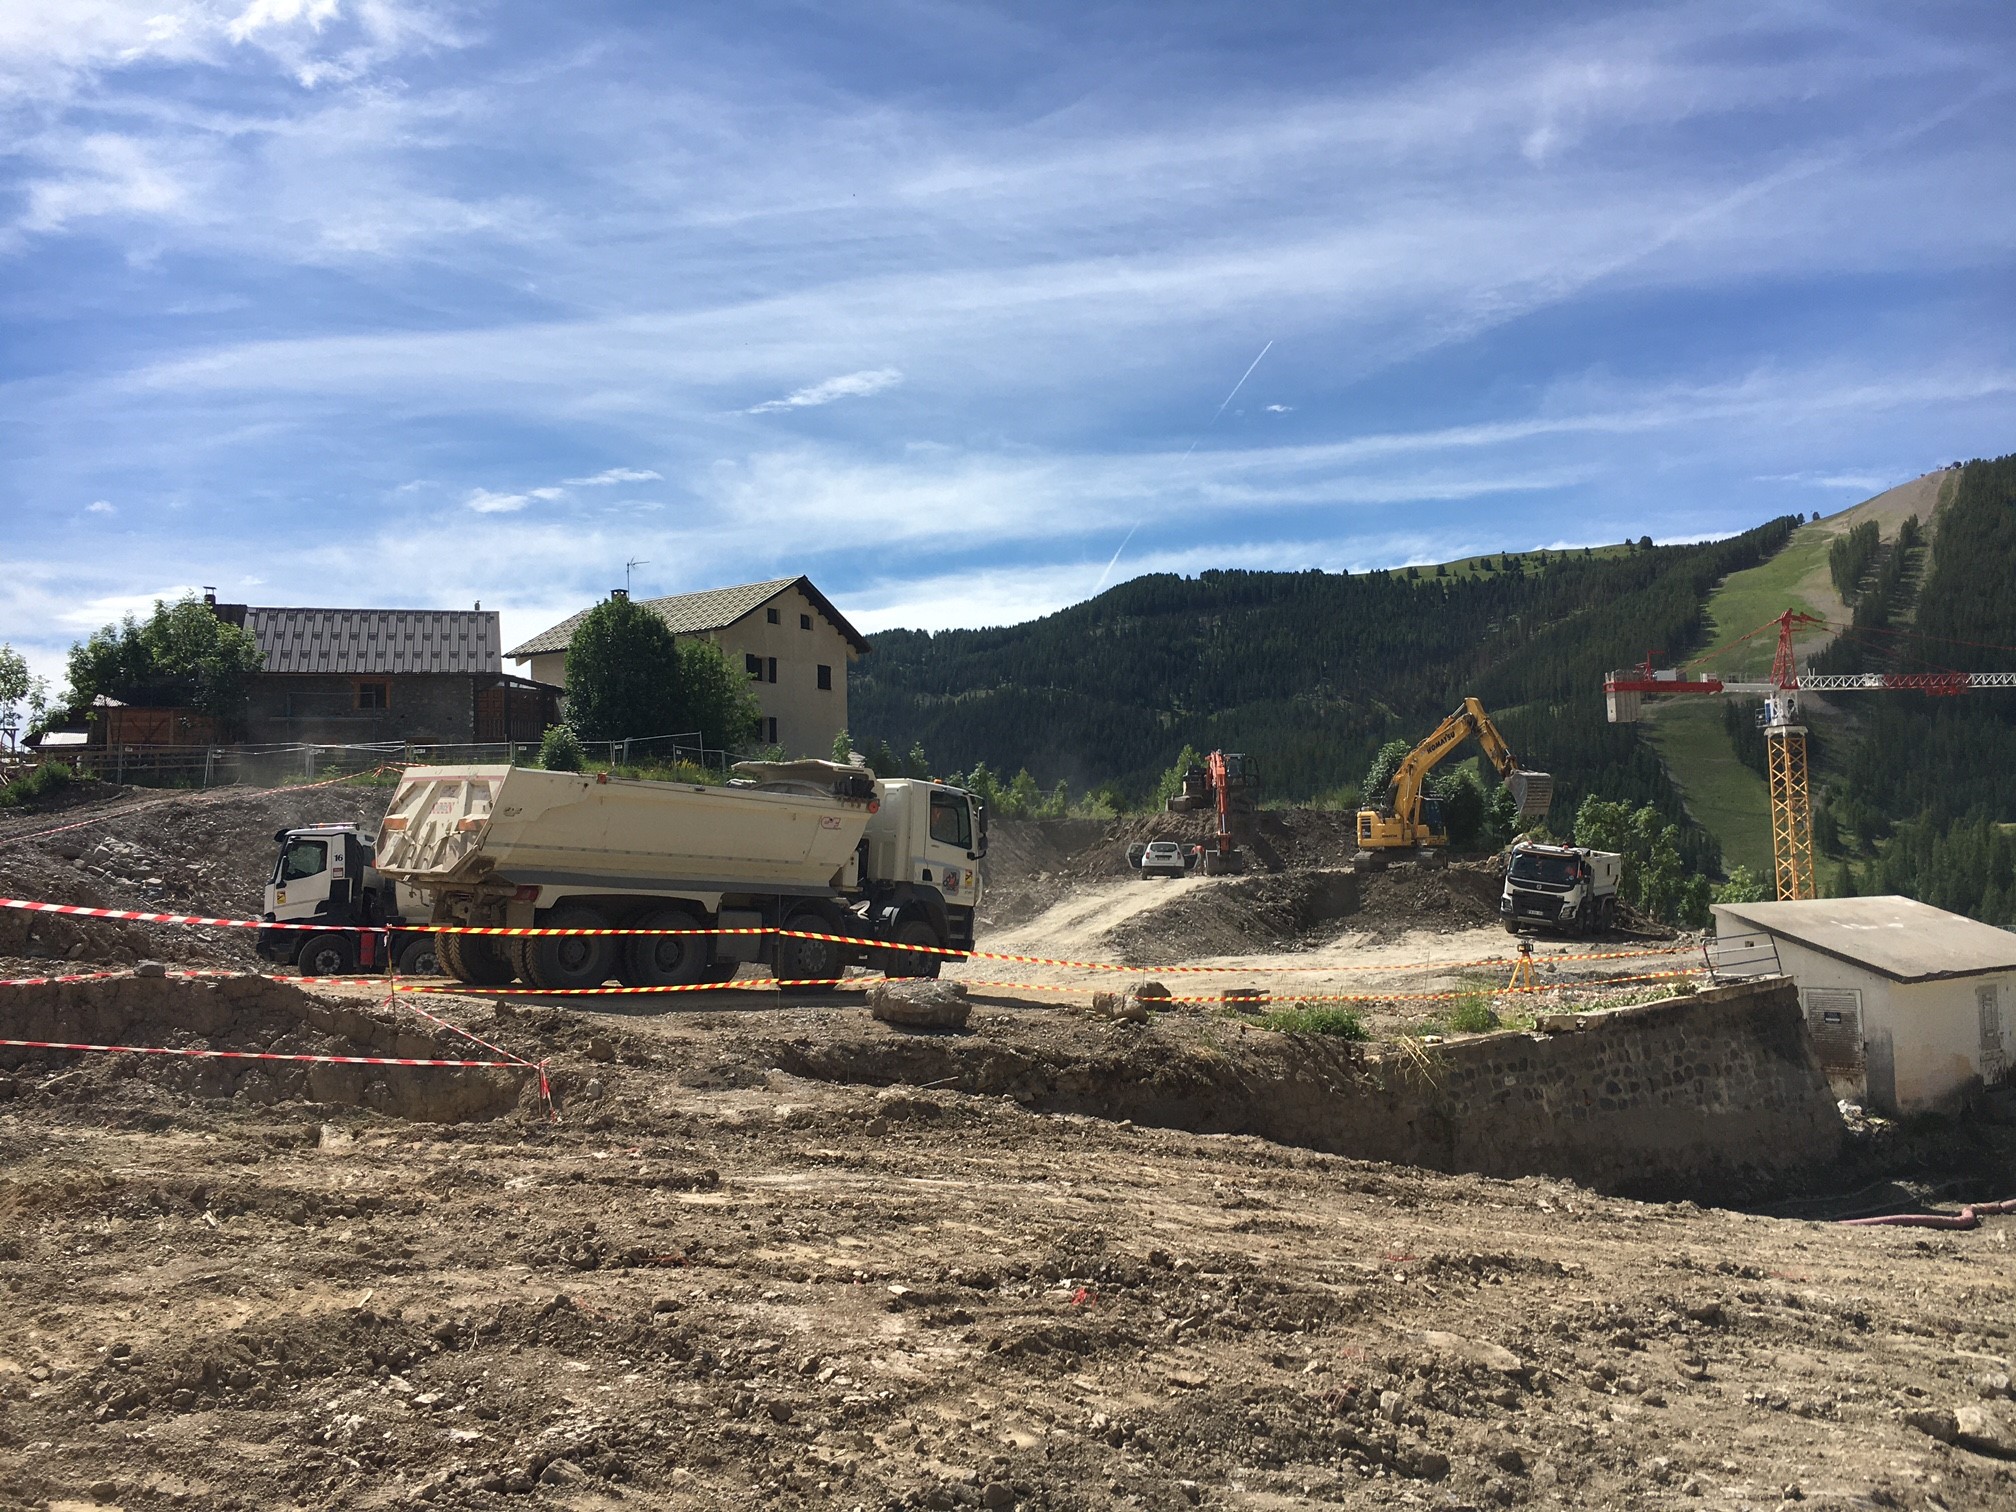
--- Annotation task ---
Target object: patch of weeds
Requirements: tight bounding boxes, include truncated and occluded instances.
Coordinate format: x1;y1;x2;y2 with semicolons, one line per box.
1252;1006;1367;1040
1447;995;1500;1034
1402;1018;1446;1038
0;762;85;808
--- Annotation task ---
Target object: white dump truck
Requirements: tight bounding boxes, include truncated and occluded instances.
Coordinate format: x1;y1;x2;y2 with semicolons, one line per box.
370;759;986;991
257;823;442;978
1499;840;1623;936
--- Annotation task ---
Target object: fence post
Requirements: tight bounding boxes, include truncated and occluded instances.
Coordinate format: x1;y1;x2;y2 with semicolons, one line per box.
202;746;213;790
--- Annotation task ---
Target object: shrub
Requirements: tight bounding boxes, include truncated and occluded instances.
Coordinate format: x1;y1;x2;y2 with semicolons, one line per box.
0;762;80;808
538;724;584;772
1256;1006;1367;1040
1447;996;1499;1034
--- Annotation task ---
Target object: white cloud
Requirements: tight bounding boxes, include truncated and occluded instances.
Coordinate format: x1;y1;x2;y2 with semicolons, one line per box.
748;368;904;414
1756;470;1897;492
563;467;662;486
464;488;530;514
1265;404;1293;413
85;500;116;514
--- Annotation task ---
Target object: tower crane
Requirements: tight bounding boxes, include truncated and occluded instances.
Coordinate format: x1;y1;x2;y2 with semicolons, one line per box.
1604;610;2016;901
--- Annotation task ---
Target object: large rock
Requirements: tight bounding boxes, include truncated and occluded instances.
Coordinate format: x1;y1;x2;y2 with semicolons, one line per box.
1954;1403;2016;1458
1092;979;1173;1023
869;979;971;1030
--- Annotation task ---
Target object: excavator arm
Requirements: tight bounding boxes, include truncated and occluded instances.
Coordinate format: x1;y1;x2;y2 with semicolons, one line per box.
1364;698;1553;854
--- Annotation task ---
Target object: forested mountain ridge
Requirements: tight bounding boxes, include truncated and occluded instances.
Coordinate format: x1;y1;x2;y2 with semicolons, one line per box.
853;517;1801;873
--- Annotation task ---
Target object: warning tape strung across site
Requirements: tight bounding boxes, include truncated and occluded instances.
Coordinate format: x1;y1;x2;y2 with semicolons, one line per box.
0;896;1693;977
385;967;1697;1005
0;1037;523;1069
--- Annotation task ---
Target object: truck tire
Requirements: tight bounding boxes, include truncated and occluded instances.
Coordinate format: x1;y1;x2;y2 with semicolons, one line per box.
880;919;943;979
517;904;617;993
394;936;441;977
297;933;355;978
777;907;845;992
438;931;516;986
620;904;709;989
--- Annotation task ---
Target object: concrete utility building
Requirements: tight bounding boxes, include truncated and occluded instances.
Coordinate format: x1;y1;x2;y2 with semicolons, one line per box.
1711;895;2015;1117
508;577;869;758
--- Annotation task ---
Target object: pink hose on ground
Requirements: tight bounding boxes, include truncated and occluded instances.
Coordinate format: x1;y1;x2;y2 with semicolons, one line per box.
1841;1198;2016;1229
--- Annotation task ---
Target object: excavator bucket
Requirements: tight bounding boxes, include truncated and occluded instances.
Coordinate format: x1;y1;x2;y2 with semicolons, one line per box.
1506;769;1554;820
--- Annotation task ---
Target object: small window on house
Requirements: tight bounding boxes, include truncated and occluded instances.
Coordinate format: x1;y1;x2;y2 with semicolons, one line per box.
817;664;832;691
800;613;812;630
356;680;389;710
767;657;778;683
766;607;780;624
765;716;778;744
745;653;763;680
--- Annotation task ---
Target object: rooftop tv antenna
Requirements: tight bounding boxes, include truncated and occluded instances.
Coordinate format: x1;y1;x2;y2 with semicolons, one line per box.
625;558;649;595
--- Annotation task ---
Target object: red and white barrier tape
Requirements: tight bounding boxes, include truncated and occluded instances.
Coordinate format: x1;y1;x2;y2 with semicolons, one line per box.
1;896;1694;976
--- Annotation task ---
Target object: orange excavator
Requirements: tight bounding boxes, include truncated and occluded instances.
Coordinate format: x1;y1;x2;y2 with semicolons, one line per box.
1166;749;1258;874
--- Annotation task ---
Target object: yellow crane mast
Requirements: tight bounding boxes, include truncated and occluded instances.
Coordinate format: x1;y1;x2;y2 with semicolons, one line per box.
1603;609;2016;901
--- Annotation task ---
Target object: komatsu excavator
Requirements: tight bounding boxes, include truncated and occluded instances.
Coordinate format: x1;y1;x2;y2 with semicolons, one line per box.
1354;698;1552;866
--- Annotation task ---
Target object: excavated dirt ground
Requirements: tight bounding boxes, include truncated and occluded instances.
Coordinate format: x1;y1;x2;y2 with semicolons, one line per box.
2;786;2015;1510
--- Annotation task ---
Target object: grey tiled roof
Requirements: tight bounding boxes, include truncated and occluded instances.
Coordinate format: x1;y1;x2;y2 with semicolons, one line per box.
246;608;502;674
508;577;870;657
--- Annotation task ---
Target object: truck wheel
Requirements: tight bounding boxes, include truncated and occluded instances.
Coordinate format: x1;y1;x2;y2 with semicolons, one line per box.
438;931;517;986
394;936;441;977
777;908;845;993
620;905;709;989
881;920;943;979
519;905;618;992
297;933;355;978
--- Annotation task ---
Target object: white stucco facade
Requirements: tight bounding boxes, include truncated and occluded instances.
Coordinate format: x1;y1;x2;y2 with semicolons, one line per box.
1712;898;2014;1117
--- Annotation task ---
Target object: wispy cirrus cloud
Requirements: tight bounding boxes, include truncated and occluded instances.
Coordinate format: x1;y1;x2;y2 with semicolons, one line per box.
747;368;904;414
563;466;662;486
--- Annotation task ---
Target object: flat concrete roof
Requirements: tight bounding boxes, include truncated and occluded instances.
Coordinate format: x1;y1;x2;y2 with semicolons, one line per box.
1712;895;2016;984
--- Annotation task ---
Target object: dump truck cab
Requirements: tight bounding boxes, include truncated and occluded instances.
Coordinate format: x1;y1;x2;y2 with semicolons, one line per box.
1500;841;1623;936
258;823;440;977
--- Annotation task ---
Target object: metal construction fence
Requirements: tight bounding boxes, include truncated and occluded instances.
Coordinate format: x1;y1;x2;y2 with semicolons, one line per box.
53;733;735;791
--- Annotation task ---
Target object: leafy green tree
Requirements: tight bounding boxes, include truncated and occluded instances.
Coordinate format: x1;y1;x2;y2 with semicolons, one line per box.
1713;866;1769;904
1430;768;1486;848
0;645;48;740
560;596;684;744
1576;794;1712;925
64;597;263;719
1152;744;1203;809
1003;768;1042;818
904;742;930;779
538;724;584;772
831;729;855;761
674;637;760;751
867;738;898;777
961;762;1002;810
1360;739;1412;809
564;598;760;750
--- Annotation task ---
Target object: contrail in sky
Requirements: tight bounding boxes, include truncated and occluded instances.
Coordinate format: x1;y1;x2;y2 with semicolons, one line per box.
1092;339;1275;595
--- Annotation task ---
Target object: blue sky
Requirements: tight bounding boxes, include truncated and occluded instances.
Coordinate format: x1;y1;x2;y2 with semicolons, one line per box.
3;0;2013;688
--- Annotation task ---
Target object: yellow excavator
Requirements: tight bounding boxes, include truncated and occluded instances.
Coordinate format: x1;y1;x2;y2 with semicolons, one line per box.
1354;698;1553;866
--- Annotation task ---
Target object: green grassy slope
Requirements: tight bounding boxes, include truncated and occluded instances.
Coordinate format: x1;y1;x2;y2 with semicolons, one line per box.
1638;472;1957;875
1640;700;1774;877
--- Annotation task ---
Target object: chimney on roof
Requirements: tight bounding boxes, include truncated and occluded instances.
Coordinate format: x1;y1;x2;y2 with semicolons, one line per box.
611;588;629;601
202;586;217;608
